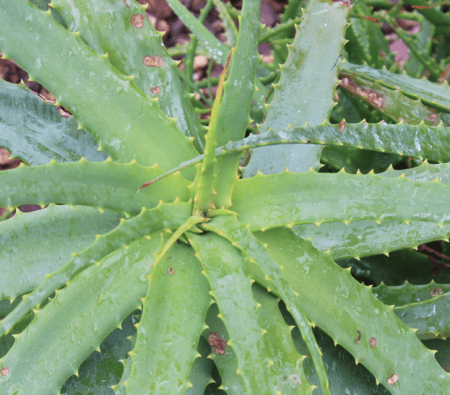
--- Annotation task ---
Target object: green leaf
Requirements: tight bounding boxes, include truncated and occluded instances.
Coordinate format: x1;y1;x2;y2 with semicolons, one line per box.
125;242;211;394
231;170;450;231
188;232;276;394
395;291;450;340
373;281;450;306
341;61;450;113
339;72;449;126
0;79;106;165
50;0;206;153
0;201;192;338
164;0;229;64
0;233;162;395
252;285;314;394
61;310;139;395
0;0;199;178
0;204;124;300
243;0;349;177
251;228;450;394
210;0;262;209
0;158;190;216
203;215;330;394
292;161;450;261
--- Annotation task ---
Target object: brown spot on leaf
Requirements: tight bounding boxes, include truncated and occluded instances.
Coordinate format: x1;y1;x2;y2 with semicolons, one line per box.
168;267;174;275
387;373;398;385
369;337;377;348
1;367;9;376
339;76;384;109
150;86;161;95
208;332;227;355
143;55;164;67
338;119;346;132
131;14;144;29
355;330;361;343
430;287;443;297
428;112;439;126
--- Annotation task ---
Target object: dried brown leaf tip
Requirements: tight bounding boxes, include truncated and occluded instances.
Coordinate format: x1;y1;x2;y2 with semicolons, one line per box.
143;55;164;67
369;337;377;348
130;14;144;29
208;332;227;355
167;267;174;275
150;86;161;95
430;287;443;297
338;119;346;132
1;367;9;376
387;373;398;385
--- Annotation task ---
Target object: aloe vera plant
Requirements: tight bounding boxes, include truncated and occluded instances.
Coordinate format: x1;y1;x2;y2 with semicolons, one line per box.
2;0;450;393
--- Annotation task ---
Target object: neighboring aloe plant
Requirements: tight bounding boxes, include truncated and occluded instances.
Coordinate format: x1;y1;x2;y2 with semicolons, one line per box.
2;0;450;393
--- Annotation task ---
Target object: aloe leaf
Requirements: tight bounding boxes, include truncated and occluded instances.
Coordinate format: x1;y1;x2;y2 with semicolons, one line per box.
0;233;163;395
205;290;313;394
114;325;138;395
404;17;434;79
204;302;247;393
292;219;450;261
185;336;216;395
50;0;206;153
243;0;349;178
251;228;450;394
401;0;450;27
341;61;450;113
210;0;262;209
0;204;124;300
192;51;234;214
0;158;190;215
348;1;393;69
125;242;211;394
0;79;106;165
373;281;450;306
165;0;229;65
0;201;192;338
62;310;138;394
164;0;268;126
212;0;238;46
203;215;330;394
424;337;450;373
0;0;198;178
394;292;450;340
293;326;389;394
217;120;450;162
340;72;449;126
188;232;276;394
252;284;314;394
231;170;450;231
292;161;450;260
139;113;450;187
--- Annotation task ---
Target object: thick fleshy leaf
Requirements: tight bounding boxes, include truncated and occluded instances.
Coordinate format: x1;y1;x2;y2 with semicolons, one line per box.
124;242;211;394
231;170;450;231
61;310;139;394
251;228;450;394
0;79;106;165
0;201;192;337
0;0;199;178
0;204;124;300
188;232;276;394
0;234;162;395
51;0;206;153
0;158;189;216
203;215;330;394
341;61;450;113
243;0;349;177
